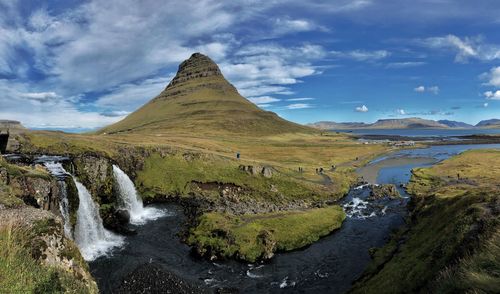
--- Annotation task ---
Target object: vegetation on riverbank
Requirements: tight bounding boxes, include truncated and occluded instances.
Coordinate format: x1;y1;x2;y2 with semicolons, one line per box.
352;149;500;293
187;205;346;262
0;213;98;293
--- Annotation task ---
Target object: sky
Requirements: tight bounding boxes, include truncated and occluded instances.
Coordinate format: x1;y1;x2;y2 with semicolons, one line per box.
0;0;500;131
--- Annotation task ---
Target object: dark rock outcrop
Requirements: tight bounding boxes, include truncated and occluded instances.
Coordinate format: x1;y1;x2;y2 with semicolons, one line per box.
369;184;401;200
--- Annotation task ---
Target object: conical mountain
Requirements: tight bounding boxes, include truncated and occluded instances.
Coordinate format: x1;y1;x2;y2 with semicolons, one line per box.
99;53;313;136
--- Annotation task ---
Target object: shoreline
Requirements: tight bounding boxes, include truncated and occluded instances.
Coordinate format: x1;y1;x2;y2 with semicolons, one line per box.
356;156;437;184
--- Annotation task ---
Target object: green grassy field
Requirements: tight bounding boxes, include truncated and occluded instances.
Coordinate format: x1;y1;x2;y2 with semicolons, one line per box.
352;149;500;293
188;206;346;262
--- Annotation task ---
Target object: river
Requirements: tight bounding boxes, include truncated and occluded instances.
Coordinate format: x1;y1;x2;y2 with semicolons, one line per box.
89;143;500;293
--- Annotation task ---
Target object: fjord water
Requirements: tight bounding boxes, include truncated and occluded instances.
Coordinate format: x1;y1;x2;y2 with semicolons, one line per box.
334;128;500;137
112;165;165;225
73;177;124;261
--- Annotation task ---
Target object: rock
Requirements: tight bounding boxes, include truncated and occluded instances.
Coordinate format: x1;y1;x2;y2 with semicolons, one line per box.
370;184;401;199
116;209;131;224
115;262;208;294
0;167;8;185
257;230;276;260
261;166;273;178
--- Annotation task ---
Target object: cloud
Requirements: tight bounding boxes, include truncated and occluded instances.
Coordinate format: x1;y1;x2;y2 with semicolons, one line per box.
396;108;406;115
414;85;439;94
355;105;368;112
287;97;314;101
481;66;500;87
247;96;281;104
21;91;60;102
386;61;426;69
331;49;390;61
419;35;500;62
428;86;440;94
484;90;500;100
286;103;312;109
484;102;489;108
414;86;425;93
273;17;327;35
95;76;172;111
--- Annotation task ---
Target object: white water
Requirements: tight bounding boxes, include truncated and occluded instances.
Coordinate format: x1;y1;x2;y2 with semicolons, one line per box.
42;162;72;238
73;177;124;261
112;165;165;225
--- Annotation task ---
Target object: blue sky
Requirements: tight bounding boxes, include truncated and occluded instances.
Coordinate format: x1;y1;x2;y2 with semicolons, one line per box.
0;0;499;131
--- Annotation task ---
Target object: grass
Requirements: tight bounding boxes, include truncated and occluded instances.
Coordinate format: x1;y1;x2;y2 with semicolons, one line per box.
187;205;346;262
0;221;97;293
351;149;500;293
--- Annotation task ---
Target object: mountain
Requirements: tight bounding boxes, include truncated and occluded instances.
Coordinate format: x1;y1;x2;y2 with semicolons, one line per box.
437;120;473;128
99;53;313;136
476;119;500;128
369;118;449;129
307;121;368;130
0;120;26;133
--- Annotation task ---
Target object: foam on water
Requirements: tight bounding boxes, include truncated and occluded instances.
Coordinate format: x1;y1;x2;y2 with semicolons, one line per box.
112;165;166;225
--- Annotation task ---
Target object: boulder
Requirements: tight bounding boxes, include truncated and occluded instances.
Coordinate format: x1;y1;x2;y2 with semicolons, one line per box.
370;184;401;199
257;230;276;260
261;166;273;178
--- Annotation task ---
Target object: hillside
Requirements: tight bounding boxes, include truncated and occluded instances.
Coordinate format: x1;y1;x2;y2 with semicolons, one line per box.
368;118;449;129
437;120;473;128
476;119;500;128
99;53;313;136
307;121;368;130
309;118;451;130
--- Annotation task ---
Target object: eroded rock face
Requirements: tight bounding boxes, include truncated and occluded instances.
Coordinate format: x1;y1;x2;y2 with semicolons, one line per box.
0;206;98;293
9;174;61;215
167;53;223;88
72;154;115;203
238;165;274;178
257;230;276;260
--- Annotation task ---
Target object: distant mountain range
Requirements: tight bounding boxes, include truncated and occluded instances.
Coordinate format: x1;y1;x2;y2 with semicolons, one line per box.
307;117;500;130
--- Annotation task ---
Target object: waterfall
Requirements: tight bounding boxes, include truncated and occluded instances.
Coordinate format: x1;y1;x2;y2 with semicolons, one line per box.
112;165;165;225
42;162;72;238
73;177;124;261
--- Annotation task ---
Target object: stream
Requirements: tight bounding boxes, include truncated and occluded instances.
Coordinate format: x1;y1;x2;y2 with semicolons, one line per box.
16;144;500;293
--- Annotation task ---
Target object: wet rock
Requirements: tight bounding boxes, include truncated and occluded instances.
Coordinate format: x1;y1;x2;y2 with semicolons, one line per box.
257;230;276;260
369;184;401;200
115;262;208;294
102;208;136;235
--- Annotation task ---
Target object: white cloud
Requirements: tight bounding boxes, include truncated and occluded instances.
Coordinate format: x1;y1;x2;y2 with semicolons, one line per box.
414;85;439;94
355;105;368;112
247;96;281;104
428;86;440;94
420;35;500;62
386;61;426;69
95;76;172;111
484;102;489;108
331;49;390;61
481;66;500;87
286;103;312;109
414;86;426;92
287;97;314;101
484;90;500;100
396;108;406;115
273;17;327;35
21;91;60;102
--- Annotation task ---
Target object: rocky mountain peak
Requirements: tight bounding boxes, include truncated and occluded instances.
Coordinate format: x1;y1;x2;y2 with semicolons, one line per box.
166;52;222;88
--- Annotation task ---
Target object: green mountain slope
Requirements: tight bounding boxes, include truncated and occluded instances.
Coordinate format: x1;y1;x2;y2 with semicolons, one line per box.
99;53;313;136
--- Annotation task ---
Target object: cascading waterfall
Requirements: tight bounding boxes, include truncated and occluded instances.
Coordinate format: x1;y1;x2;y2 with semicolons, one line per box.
43;162;73;238
112;165;165;225
42;160;123;261
73;177;124;261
